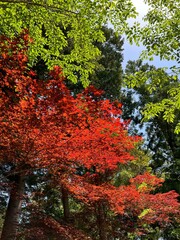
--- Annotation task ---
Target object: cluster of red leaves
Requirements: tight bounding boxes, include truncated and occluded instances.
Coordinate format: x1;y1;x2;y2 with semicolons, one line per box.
0;33;179;236
62;173;179;226
129;171;164;192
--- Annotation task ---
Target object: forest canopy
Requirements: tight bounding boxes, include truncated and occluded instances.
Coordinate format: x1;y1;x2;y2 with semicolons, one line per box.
0;0;180;239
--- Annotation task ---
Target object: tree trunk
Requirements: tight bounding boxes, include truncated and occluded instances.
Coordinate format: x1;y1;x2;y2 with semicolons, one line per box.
61;187;70;222
1;175;24;240
96;202;107;240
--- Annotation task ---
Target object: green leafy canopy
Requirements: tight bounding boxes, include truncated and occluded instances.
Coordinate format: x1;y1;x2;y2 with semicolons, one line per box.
128;0;180;63
124;0;180;133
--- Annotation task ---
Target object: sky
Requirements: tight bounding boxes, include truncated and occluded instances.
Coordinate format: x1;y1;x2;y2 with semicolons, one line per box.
122;0;177;70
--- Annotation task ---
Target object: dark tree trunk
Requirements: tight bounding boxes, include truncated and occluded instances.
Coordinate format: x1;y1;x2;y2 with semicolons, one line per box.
61;187;70;222
1;175;24;240
96;202;107;240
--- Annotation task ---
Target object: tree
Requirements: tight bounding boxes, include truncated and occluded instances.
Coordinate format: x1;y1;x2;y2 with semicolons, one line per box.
0;32;94;238
0;34;179;240
0;0;137;86
123;60;180;194
125;0;180;133
128;0;180;63
66;26;124;101
90;26;124;101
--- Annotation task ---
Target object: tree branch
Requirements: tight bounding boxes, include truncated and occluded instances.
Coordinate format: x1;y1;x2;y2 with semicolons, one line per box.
0;0;77;15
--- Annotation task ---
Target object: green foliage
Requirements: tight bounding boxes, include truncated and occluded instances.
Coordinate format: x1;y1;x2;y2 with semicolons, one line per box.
138;208;152;219
90;26;124;101
124;0;180;136
128;0;180;63
114;142;151;187
124;60;180;133
66;26;124;101
0;0;137;86
123;60;180;198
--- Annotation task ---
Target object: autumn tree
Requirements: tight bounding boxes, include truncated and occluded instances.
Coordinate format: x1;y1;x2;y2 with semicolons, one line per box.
26;25;125;238
0;34;180;240
0;32;93;239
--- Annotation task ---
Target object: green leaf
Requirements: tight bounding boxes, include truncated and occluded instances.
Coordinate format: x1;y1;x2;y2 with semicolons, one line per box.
138;208;152;219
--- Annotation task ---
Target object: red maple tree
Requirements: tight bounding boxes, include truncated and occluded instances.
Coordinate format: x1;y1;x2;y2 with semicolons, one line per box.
0;33;179;240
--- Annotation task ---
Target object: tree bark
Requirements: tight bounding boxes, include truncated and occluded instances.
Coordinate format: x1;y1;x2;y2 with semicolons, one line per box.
96;202;107;240
61;186;70;222
1;175;24;240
